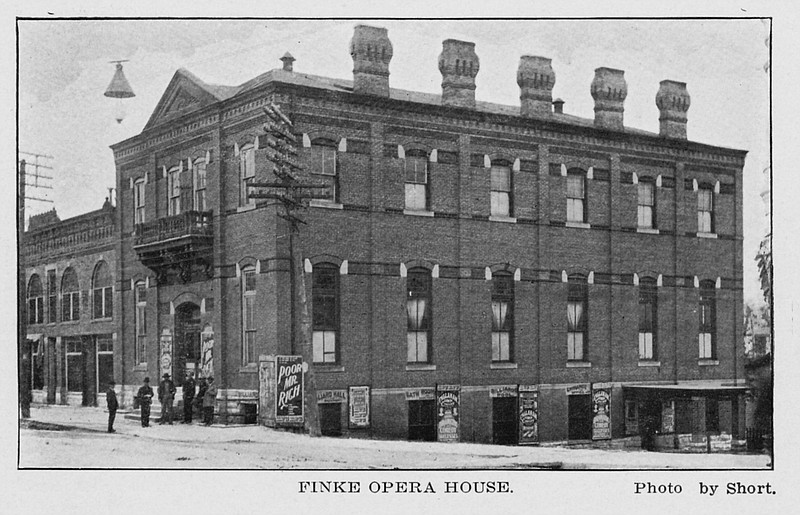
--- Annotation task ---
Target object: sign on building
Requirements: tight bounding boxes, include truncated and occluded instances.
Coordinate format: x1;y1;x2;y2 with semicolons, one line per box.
489;385;518;398
159;328;172;379
317;389;347;404
258;355;276;427
592;385;611;440
661;400;675;434
436;385;460;443
349;385;370;428
518;385;539;445
275;355;303;426
405;387;435;401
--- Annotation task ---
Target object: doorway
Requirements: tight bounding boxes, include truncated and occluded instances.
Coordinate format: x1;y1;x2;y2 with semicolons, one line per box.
319;403;343;436
568;394;593;440
175;303;201;386
408;400;436;441
492;396;518;445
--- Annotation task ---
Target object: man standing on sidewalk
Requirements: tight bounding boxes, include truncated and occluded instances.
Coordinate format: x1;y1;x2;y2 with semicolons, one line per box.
203;376;217;426
158;373;176;425
182;371;196;424
136;377;154;427
106;380;118;433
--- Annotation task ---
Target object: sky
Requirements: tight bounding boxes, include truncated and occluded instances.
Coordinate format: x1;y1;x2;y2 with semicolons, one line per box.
16;18;770;304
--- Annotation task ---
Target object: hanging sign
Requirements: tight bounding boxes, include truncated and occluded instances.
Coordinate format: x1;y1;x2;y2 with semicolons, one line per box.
348;386;370;428
489;385;518;398
317;389;347;404
275;355;304;426
592;387;612;440
437;385;460;443
518;385;539;445
405;387;435;401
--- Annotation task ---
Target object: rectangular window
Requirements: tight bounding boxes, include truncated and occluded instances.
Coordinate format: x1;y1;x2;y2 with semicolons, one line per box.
697;188;714;233
490;165;512;217
64;337;82;392
193;160;207;212
62;291;80;321
699;287;716;359
312;264;339;364
168;168;181;216
638;281;657;360
567;278;587;361
638;181;655;228
28;297;43;325
405;154;428;211
135;283;147;365
310;145;339;202
240;146;255;206
491;274;514;362
134;179;146;224
406;269;432;363
47;270;57;323
242;268;257;365
567;173;586;222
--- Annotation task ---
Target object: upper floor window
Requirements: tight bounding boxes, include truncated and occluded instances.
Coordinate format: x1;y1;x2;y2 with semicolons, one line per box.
567;170;586;223
638;278;657;360
491;272;514;362
405;150;429;211
567;274;588;361
167;166;182;216
699;280;716;359
92;261;113;319
406;268;432;363
310;139;338;203
239;144;255;207
241;266;257;365
47;269;57;323
61;267;80;322
133;179;146;224
193;158;207;212
312;263;339;364
27;274;44;325
697;186;714;233
134;282;147;365
638;180;656;229
490;162;512;217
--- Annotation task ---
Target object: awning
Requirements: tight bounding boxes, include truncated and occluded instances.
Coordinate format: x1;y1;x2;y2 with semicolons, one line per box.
623;383;749;395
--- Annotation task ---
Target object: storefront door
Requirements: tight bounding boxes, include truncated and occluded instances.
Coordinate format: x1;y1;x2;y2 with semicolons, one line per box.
568;394;592;440
319;403;342;436
492;397;518;445
175;303;201;386
408;400;436;441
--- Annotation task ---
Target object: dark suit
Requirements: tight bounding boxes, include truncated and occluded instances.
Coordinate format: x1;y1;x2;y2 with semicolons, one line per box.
182;377;196;423
106;387;118;432
137;384;154;427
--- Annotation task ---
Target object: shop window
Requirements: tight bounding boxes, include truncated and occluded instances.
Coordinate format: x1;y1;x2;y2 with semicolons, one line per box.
312;263;339;364
491;272;514;362
567;274;588;361
706;398;720;433
96;335;114;392
64;336;83;392
638;278;657;360
405;150;429;211
406;268;432;363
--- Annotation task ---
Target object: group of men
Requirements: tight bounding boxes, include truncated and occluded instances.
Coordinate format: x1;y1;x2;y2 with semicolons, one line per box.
105;371;218;432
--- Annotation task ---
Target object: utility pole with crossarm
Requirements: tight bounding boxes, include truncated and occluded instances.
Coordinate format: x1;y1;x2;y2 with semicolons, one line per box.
248;103;329;437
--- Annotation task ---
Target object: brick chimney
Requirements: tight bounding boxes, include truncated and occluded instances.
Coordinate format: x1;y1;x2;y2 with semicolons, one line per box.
517;55;555;117
656;80;690;139
350;25;393;97
280;52;295;72
439;39;479;108
590;67;627;130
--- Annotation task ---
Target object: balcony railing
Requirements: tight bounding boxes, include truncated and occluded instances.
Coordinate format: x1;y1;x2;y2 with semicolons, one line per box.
134;210;213;247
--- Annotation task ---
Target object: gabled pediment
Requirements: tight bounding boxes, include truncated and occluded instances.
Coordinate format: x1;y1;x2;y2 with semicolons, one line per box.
144;69;226;130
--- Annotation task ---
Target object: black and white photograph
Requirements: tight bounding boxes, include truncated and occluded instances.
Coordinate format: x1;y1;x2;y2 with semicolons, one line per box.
8;3;793;514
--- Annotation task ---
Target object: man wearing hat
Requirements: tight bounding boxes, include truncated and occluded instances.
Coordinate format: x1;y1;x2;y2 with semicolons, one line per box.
106;379;119;433
136;377;154;427
158;373;176;425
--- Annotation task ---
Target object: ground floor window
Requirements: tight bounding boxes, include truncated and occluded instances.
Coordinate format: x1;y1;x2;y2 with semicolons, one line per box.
705;398;720;434
64;337;83;393
96;335;114;393
408;400;436;441
568;394;592;440
675;399;693;434
30;338;44;390
492;397;518;445
319;403;343;437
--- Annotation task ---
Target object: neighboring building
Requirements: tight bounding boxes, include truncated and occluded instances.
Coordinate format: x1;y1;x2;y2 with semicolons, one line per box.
23;199;117;407
28;24;746;449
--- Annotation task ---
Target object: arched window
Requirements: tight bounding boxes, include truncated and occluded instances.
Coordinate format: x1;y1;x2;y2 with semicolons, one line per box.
134;281;147;365
193;157;207;212
490;160;513;217
404;149;429;211
312;263;339;364
406;268;432;363
637;178;656;229
638;278;658;360
241;266;257;364
27;274;44;325
61;267;80;322
92;261;113;319
699;280;717;359
567;274;588;361
239;144;255;207
697;185;715;234
491;272;514;362
567;169;586;223
310;138;338;203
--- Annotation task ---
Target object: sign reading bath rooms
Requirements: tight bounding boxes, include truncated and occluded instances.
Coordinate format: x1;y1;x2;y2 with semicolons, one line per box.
276;355;304;426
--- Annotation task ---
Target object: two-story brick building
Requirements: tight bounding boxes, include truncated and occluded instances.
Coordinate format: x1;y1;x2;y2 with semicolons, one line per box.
102;24;748;448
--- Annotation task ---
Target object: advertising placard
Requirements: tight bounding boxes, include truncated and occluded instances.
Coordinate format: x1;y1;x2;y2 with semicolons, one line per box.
518;385;539;445
436;385;460;443
566;383;591;396
591;387;611;440
661;400;675;433
275;355;304;426
159;328;172;379
317;389;347;404
489;385;518;398
405;387;435;401
349;386;370;428
258;355;276;427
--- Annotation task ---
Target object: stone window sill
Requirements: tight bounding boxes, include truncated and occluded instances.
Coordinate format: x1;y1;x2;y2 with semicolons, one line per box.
490;362;518;369
566;221;591;229
403;209;434;217
237;204;256;213
238;365;258;373
315;365;345;373
489;215;517;224
310;200;344;210
636;227;660;235
566;361;592;368
697;232;718;239
698;359;720;366
91;317;113;323
406;363;436;371
638;360;662;367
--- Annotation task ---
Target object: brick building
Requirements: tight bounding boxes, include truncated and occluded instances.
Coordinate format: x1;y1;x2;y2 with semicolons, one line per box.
73;24;749;448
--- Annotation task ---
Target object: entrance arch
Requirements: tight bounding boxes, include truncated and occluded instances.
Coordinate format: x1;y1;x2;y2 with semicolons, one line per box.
174;302;201;386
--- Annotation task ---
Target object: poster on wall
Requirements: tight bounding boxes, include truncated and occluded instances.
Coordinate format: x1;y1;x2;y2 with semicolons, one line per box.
661;400;675;433
349;386;370;428
436;385;460;443
258;356;276;427
518;385;539;445
159;328;172;379
275;355;304;426
591;385;612;440
200;325;214;379
317;389;347;404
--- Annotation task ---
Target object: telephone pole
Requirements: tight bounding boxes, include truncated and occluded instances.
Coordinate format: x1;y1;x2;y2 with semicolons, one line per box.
18;152;53;418
248;104;329;437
